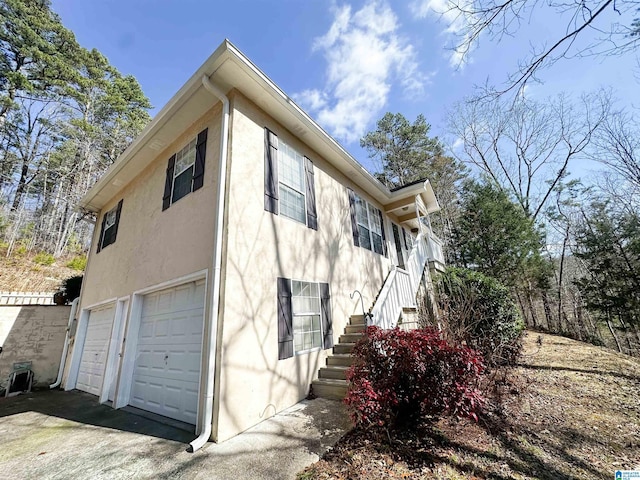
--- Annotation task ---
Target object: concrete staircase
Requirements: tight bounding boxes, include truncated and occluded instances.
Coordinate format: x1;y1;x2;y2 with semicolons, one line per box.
311;314;366;400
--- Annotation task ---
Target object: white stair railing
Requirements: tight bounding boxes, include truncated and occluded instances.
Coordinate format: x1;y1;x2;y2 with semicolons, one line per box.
370;232;431;329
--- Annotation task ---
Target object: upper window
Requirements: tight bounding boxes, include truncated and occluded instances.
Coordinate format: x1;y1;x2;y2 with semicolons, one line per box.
172;138;197;204
98;199;123;253
353;193;385;255
278;142;307;224
162;128;208;211
264;128;318;230
292;280;322;353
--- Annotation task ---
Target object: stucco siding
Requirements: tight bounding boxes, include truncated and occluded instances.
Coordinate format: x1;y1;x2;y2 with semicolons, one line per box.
215;91;394;441
0;305;71;388
79;104;222;309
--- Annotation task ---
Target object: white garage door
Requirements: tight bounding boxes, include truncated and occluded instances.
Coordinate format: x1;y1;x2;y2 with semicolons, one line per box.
130;279;205;425
77;304;115;396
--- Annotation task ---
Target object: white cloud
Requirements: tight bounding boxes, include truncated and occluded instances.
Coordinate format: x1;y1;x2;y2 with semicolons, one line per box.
294;1;429;144
410;0;473;68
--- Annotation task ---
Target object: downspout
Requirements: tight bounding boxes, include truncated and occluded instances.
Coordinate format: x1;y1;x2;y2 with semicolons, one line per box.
189;74;229;452
50;297;79;389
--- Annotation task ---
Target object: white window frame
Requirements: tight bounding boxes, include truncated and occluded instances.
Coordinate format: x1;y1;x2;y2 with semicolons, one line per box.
291;279;323;355
171;137;197;205
355;193;385;256
277;141;307;225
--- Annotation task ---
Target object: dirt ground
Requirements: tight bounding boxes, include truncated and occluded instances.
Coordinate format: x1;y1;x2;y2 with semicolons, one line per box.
298;331;640;479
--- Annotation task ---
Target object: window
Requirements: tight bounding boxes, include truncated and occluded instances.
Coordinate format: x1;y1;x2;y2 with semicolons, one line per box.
277;277;332;359
350;191;386;255
278;142;306;224
172;138;196;204
292;281;322;353
264;128;318;230
97;199;123;252
162;128;208;211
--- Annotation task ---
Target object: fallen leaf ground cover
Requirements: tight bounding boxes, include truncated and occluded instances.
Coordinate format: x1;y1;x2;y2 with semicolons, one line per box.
299;331;640;479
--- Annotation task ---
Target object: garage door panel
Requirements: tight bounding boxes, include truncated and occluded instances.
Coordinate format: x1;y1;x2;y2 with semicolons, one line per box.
76;305;115;397
130;279;204;425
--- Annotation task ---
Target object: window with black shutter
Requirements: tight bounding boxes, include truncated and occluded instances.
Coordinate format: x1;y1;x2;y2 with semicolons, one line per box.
264;128;318;230
97;199;123;252
348;190;386;256
278;277;332;359
162;128;208;210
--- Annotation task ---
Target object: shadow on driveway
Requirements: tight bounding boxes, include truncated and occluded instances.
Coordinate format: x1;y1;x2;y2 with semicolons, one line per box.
0;389;351;480
0;389;194;443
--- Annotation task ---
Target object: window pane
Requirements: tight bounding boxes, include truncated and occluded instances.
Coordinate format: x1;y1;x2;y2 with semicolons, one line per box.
175;139;196;175
279;184;306;224
172;166;193;203
105;210;117;229
368;204;382;234
355;197;368;226
312;331;322;349
278;143;305;192
358;225;372;250
372;232;383;255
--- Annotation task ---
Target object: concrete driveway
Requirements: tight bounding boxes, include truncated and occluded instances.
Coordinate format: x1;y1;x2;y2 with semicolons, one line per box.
0;390;351;479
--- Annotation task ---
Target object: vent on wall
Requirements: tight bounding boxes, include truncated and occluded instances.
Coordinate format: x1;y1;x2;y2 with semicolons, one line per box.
291;124;306;137
147;139;166;151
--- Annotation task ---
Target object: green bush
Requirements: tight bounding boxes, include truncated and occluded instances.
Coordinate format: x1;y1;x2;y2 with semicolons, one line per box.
435;267;524;367
62;275;83;302
34;252;55;266
66;255;87;271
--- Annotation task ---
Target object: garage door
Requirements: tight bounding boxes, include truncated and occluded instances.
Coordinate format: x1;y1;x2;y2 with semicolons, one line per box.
76;304;115;396
129;279;205;424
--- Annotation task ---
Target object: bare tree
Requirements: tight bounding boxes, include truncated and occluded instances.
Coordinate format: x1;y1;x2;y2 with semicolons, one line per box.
592;107;640;191
439;0;640;94
448;91;608;221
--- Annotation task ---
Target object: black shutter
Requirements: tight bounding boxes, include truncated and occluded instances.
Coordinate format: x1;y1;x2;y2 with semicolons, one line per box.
96;215;107;253
304;157;317;230
192;128;208;191
162;154;176;211
264;128;279;214
112;199;123;244
347;188;359;247
402;228;408;250
277;277;293;360
320;283;333;349
378;209;388;257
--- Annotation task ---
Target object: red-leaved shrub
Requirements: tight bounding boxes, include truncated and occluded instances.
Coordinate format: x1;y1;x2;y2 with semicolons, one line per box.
344;326;485;429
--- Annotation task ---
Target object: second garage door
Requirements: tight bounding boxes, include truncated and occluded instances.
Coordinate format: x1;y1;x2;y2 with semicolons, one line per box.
76;304;115;397
129;279;205;425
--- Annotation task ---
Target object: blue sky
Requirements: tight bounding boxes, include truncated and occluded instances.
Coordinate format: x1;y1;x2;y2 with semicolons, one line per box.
51;0;638;174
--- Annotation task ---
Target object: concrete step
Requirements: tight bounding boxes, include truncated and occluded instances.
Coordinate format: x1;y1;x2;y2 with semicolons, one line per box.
345;324;366;334
327;354;355;367
318;366;349;380
339;333;365;344
350;314;366;326
333;343;356;355
312;378;348;400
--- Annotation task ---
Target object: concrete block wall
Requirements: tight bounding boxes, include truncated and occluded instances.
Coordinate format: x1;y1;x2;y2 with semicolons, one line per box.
0;305;71;389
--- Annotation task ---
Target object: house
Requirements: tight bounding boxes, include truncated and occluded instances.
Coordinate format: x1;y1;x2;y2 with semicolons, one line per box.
61;40;445;451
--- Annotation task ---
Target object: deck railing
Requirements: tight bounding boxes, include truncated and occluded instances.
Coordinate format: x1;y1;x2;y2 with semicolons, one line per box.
370;231;433;329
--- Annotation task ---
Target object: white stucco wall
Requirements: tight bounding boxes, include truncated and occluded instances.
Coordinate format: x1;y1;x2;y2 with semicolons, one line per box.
0;305;71;388
213;91;400;441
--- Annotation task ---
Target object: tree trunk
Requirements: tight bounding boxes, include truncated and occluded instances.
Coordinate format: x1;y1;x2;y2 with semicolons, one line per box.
606;313;623;353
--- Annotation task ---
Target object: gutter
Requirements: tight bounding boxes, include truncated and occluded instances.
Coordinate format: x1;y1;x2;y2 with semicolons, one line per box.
50;297;79;389
189;74;229;452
